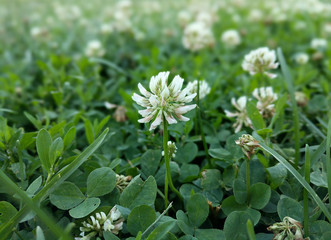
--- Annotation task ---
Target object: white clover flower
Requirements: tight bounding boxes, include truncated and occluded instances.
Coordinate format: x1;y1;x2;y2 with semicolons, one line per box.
76;207;124;239
162;141;177;158
225;96;252;133
30;27;48;39
182;21;215;52
242;47;279;79
132;71;197;131
85;40;105;57
186;80;211;99
177;10;192;27
311;38;327;50
248;9;263;22
294;52;309;65
195;11;215;27
252;87;278;118
100;23;113;35
221;29;241;48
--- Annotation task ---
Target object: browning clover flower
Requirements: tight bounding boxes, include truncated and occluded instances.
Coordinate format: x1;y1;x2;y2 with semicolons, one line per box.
76;207;124;240
267;217;307;240
224;96;252;133
186;80;211;99
235;134;260;159
242;47;279;78
252;86;278;118
132;71;197;131
116;174;132;192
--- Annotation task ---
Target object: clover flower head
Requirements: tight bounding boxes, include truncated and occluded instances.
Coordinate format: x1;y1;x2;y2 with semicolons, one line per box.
252;87;278;118
85;40;105;57
162;141;177;158
242;47;279;78
76;207;124;240
267;217;306;240
294;52;309;65
182;21;215;52
225;96;252;133
186;80;211;99
295;91;308;107
100;23;113;35
311;38;327;50
178;10;192;27
116;174;132;192
30;27;48;39
221;29;241;47
132;71;197;131
235;134;260;159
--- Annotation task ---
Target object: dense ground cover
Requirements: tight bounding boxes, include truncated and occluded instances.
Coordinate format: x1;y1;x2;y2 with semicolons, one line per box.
0;0;331;239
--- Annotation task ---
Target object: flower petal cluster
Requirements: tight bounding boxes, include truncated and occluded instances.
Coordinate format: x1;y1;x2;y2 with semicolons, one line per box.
132;71;197;131
182;21;215;52
267;217;306;240
252;87;278;118
85;40;105;57
294;52;309;65
225;96;252;133
186;80;211;99
116;174;132;192
311;38;327;50
76;207;124;240
242;47;279;78
221;29;241;47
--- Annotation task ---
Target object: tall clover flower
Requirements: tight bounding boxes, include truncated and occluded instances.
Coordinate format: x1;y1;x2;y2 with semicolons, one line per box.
133;71;196;206
225;96;252;133
252;86;278;118
132;71;197;131
242;47;279;78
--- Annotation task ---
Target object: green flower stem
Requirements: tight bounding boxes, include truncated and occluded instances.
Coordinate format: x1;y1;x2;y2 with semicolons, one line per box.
163;117;183;207
196;79;212;167
303;144;310;237
246;158;250;195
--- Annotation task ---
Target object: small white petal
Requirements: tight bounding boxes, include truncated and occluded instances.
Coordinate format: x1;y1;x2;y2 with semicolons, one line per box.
150;112;162;130
138;83;151;97
165;112;177;124
175;104;196;114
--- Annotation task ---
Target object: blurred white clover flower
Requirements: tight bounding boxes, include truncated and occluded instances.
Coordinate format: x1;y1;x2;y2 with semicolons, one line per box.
221;29;241;47
252;87;278;118
30;27;48;39
225;96;252;133
182;21;215;52
177;10;192;27
162;141;177;158
311;38;327;50
100;23;113;35
76;207;124;240
132;71;197;131
242;47;279;79
85;40;105;57
294;52;309;65
186;80;211;99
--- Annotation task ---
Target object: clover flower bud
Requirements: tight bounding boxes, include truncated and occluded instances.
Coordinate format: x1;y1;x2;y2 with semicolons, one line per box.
242;47;279;78
311;38;327;50
295;92;308;107
235;134;260;159
162;141;177;158
116;174;132;192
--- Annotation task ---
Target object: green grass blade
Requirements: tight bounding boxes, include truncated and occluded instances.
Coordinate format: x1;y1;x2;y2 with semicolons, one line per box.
254;134;331;222
246;219;256;240
326;114;331;212
277;48;300;167
303;144;310;237
0;170;72;240
0;128;109;237
300;112;326;139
